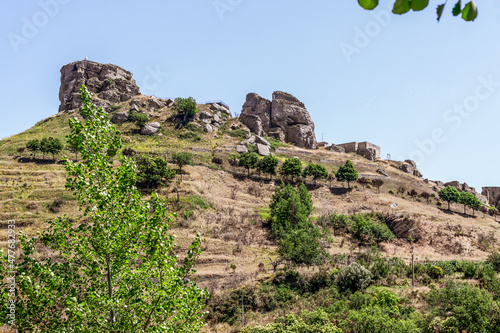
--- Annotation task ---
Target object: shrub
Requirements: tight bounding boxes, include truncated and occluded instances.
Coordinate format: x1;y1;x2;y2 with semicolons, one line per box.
135;154;175;189
173;97;197;120
429;266;444;279
178;131;201;142
366;184;372;189
247;143;257;153
227;129;248;138
335;262;372;293
388;189;395;194
48;197;65;213
211;157;223;165
122;148;136;157
183;122;203;133
487;252;500;272
129;112;149;128
280;158;303;182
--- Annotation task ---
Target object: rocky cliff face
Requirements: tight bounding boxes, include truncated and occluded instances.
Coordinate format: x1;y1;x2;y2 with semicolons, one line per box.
239;91;317;149
58;60;141;113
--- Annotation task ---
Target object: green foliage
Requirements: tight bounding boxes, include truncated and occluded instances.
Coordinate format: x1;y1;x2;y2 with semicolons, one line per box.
270;182;313;238
269;183;323;265
129;112;149;128
429;265;444;279
227;129;248;138
487;252;500;272
135;154;175;189
335;262;372;293
257;155;279;178
458;191;482;215
357;0;478;22
178;131;201;142
303;163;329;185
40;136;63;160
183;122;203;133
280;157;303;181
0;85;207;332
26;139;40;159
438;186;460;210
238;152;259;177
171;152;193;180
173;97;197;119
335;160;358;188
427;281;498;332
266;136;287;151
242;310;342;333
247;143;257;153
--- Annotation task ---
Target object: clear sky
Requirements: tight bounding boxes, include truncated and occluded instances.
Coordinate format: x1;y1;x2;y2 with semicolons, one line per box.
0;0;498;191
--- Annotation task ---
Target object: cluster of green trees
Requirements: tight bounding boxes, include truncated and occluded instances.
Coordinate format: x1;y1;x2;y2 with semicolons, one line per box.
25;137;64;160
133;152;193;188
236;154;360;189
438;185;483;216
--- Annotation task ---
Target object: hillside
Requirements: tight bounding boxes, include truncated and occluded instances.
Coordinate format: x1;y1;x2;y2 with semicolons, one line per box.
1;61;500;332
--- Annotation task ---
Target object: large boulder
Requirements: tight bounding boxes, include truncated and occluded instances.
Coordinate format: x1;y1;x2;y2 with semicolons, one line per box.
111;111;129;124
140;122;160;135
256;144;271;156
239;91;317;149
58;60;141;113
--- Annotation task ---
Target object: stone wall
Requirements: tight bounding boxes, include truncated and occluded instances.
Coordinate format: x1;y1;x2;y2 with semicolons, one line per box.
336;142;358;153
482;187;500;206
358;142;381;159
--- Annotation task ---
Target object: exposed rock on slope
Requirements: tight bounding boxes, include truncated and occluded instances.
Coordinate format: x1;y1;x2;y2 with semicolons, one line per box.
59;60;141;113
239;91;317;149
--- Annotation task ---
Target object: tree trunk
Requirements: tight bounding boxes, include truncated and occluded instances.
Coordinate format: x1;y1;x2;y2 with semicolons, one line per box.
106;255;115;324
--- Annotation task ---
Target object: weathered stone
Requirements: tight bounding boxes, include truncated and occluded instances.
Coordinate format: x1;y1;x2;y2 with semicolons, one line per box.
230;123;241;130
267;127;285;142
130;104;140;113
239;113;264;137
405;159;417;170
199;111;213;120
212;114;220;123
140;122;160;135
444;181;461;190
236;145;248;154
201;118;212;124
254;135;270;146
330;145;346;153
413;169;423;178
357;148;377;161
241;136;256;147
165;98;175;107
202;123;213;133
376;167;388;177
400;163;415;175
58;60;141;113
111;111;129;124
482;187;500;206
256;143;271;156
210;103;230;115
148;98;164;109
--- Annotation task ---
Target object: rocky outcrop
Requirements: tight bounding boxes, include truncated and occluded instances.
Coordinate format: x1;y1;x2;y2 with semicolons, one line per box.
111;111;129;124
239;91;317;149
140;122;160;135
59;60;141;113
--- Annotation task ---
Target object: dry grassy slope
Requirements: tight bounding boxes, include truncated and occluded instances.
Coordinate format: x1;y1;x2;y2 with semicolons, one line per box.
1;100;500;331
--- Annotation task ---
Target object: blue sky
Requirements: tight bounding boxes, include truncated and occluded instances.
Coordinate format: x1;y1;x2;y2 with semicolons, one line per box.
0;0;498;191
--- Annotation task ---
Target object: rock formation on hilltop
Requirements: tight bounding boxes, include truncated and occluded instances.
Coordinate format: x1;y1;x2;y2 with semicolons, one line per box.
239;91;317;149
58;60;141;113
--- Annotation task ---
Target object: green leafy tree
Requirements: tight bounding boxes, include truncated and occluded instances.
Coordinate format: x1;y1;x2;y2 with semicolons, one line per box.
269;182;314;238
0;85;207;332
67;134;83;161
280;157;303;182
335;160;358;189
238;152;259;177
171;152;193;181
357;0;478;22
173;97;198;122
40;137;63;160
135;154;176;189
257;155;279;179
438;186;460;210
269;182;322;266
26;139;40;159
302;163;329;185
458;191;482;216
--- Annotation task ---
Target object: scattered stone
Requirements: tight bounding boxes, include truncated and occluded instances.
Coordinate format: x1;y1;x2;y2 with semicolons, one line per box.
202;123;213;133
241;136;256;147
256;143;271;156
148;98;164;109
330;145;346;153
254;135;270;146
390;203;398;208
191;147;209;152
236;145;248;154
230;123;241;130
405;159;417;169
130;104;140;113
376;167;388;177
111;111;129;124
140;122;161;135
400;163;415;175
213;114;220;123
